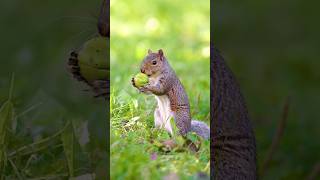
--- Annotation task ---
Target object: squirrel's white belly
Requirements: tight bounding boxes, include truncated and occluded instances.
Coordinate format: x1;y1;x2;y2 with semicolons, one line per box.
154;95;173;134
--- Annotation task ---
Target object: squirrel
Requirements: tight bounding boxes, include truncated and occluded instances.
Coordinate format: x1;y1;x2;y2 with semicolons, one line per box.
132;49;210;140
212;45;257;179
68;0;109;99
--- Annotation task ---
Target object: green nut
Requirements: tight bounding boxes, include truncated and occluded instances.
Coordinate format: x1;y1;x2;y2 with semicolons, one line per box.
78;36;109;82
79;62;109;82
134;73;149;87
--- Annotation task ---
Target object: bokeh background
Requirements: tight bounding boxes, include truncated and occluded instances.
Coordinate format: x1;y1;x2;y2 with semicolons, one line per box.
0;0;107;178
214;0;320;179
110;0;210;179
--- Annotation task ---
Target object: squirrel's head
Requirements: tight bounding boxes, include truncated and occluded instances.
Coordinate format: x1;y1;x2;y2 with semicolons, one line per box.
140;49;166;77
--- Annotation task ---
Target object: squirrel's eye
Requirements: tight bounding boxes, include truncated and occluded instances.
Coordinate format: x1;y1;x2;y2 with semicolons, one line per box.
152;61;157;65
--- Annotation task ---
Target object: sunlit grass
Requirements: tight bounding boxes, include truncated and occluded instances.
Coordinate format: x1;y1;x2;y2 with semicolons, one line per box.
110;90;210;179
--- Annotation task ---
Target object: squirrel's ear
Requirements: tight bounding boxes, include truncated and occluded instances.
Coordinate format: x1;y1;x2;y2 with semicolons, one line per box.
158;49;163;56
158;49;164;60
148;49;152;54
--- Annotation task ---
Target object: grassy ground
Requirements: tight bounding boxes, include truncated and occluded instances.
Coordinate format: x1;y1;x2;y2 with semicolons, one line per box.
110;0;210;179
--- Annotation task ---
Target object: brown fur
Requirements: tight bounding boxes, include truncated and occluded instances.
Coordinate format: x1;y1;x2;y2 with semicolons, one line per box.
98;0;109;37
132;49;208;137
212;45;257;179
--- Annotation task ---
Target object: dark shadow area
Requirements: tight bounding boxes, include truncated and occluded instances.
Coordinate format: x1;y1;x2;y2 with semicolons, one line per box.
0;0;108;178
213;0;320;179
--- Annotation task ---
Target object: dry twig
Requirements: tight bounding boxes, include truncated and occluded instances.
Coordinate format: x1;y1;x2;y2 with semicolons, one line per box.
260;96;290;176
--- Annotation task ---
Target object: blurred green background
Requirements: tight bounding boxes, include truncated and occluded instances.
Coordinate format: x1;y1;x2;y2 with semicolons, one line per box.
0;0;107;178
110;0;210;179
214;0;320;179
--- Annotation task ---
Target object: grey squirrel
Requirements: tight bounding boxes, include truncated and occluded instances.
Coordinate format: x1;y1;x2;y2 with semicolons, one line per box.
212;45;257;179
132;49;210;140
68;0;109;99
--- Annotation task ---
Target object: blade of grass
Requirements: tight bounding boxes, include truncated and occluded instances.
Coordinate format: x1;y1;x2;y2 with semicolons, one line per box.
9;121;69;157
0;101;14;173
12;102;43;133
0;74;15;174
61;120;75;177
8;73;15;101
8;158;23;180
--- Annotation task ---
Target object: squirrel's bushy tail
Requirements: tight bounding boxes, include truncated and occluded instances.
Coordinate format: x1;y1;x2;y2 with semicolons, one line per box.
191;120;210;140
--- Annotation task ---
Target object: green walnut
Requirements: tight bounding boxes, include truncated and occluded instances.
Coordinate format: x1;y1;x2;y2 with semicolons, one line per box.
134;73;149;87
78;36;109;82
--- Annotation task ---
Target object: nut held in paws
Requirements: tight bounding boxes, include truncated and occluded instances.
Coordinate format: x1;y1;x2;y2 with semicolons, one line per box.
134;73;149;87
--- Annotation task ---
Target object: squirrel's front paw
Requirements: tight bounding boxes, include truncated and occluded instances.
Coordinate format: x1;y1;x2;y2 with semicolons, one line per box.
138;86;148;93
131;77;137;88
91;80;109;98
138;85;152;94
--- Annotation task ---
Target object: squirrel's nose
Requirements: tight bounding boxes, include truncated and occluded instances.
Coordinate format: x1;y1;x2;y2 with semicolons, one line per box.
141;69;145;73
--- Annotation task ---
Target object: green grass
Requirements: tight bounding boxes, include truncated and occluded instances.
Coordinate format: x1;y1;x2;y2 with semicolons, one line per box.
0;78;106;179
110;87;210;179
0;1;107;178
110;0;210;179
